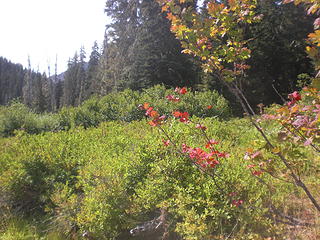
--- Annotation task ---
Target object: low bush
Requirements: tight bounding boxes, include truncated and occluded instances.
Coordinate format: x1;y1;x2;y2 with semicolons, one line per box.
65;85;231;130
1;117;312;239
0;102;59;137
0;86;231;136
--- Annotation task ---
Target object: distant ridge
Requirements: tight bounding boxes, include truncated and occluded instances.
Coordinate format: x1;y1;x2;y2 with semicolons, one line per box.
49;71;65;83
49;62;89;83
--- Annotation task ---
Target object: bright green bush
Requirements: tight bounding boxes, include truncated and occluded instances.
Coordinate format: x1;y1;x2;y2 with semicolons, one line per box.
0;117;304;239
97;85;232;123
0;102;36;136
140;85;231;118
99;89;143;122
0;102;59;137
57;85;231;131
0;86;231;136
0;216;66;240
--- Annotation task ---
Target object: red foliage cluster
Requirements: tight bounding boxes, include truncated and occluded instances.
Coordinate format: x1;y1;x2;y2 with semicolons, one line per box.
244;150;265;177
195;123;207;130
174;87;187;95
228;192;244;207
182;144;220;169
166;94;180;102
162;139;170;146
140;103;166;127
173;111;189;123
262;88;320;147
288;91;302;106
232;199;244;207
205;139;219;148
166;85;187;102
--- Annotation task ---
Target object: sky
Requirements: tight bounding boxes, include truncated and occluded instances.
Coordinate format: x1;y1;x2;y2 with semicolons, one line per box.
0;0;107;74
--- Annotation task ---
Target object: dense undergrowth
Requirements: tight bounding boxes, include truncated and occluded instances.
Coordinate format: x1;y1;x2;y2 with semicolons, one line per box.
0;114;319;239
0;85;230;137
0;86;319;239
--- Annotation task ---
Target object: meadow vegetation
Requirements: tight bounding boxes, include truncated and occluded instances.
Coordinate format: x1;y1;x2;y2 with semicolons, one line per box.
0;86;319;239
0;85;230;137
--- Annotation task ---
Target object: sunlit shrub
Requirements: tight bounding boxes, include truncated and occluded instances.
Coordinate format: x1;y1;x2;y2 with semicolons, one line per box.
0;101;59;137
0;118;294;239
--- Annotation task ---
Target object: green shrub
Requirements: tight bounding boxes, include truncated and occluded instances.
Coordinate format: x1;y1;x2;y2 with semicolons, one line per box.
140;85;231;119
0;86;231;136
75;85;231;128
0;102;35;136
0;117;301;239
0;102;60;137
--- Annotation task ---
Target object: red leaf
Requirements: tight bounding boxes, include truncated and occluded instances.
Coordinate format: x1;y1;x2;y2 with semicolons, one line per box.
143;102;150;110
246;164;256;169
205;139;219;148
162;139;170;146
173;111;181;118
150;110;159;118
195;124;207;130
252;170;263;176
314;18;320;29
251;151;261;159
166;95;180;102
232;199;244;207
179;87;187;94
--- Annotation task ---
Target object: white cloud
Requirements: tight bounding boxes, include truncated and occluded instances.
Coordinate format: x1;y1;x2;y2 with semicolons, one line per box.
0;0;107;73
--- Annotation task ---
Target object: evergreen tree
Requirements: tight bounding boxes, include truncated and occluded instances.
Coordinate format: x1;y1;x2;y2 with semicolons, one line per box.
0;56;54;112
126;0;198;89
102;0;199;91
87;41;101;96
244;0;314;106
55;80;63;109
0;57;24;105
22;60;34;108
76;46;87;105
62;54;79;106
33;72;47;112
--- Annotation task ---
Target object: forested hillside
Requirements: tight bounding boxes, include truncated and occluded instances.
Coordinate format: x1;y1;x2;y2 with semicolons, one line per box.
0;0;315;112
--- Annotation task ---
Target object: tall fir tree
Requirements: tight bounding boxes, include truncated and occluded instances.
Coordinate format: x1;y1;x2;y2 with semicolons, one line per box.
0;57;24;105
126;0;198;89
87;41;101;96
102;0;199;92
22;57;33;107
244;0;315;106
62;53;79;106
76;46;87;105
33;72;47;112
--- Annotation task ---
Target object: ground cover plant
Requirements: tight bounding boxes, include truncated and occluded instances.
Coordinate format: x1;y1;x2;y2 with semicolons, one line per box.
0;99;319;239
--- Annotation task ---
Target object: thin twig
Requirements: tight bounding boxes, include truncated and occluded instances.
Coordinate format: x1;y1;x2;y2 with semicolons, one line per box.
272;84;286;103
224;218;239;240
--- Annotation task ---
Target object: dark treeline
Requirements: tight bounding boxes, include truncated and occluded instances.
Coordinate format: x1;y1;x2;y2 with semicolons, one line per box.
0;57;57;112
0;0;315;113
